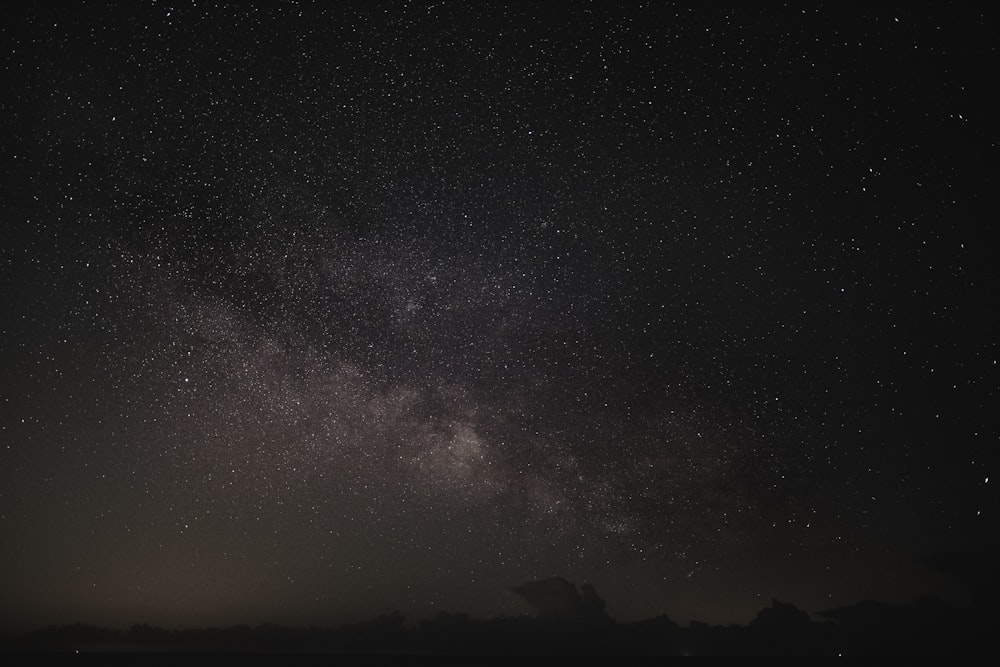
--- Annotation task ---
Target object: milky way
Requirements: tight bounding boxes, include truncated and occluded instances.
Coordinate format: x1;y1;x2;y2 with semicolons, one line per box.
1;2;995;630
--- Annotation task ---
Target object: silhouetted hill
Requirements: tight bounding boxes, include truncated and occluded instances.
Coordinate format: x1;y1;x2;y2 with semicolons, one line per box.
2;571;995;655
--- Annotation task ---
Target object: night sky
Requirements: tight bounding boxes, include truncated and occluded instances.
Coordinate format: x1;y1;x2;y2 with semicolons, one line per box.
1;2;996;633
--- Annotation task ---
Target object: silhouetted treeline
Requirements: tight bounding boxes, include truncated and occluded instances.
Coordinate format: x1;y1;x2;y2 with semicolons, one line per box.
1;573;995;655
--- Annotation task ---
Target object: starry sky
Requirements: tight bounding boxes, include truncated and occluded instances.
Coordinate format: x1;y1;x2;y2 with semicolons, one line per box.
1;1;996;632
